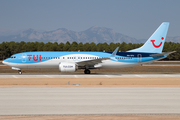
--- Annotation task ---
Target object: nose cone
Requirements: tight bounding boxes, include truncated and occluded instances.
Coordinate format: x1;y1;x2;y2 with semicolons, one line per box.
2;59;7;65
2;60;5;65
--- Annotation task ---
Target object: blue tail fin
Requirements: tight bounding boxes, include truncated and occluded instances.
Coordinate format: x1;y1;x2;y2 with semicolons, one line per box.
128;22;169;53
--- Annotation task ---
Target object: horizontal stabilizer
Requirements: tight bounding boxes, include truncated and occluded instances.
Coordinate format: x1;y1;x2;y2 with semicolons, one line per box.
150;51;176;57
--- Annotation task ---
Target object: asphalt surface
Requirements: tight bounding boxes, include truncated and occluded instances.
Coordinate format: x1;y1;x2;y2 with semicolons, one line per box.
0;87;180;115
0;73;180;78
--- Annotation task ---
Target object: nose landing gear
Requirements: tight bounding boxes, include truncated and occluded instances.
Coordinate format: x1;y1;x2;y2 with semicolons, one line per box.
12;67;22;75
18;70;22;75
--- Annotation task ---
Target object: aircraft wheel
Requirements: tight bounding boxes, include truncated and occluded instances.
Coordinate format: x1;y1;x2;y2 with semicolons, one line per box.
84;69;91;74
18;71;22;75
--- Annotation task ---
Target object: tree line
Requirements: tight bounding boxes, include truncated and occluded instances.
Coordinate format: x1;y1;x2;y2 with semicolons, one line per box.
0;41;179;60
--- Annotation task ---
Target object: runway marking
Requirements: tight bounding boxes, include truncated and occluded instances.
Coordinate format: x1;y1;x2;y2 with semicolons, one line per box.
12;75;18;78
163;74;170;77
163;74;176;77
1;74;180;78
135;75;143;78
105;75;111;78
43;75;52;78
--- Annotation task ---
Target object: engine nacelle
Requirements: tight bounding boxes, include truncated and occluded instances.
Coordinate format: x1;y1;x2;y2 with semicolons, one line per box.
59;62;78;72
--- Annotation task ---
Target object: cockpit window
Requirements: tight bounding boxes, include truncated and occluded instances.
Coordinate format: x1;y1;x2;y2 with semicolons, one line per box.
10;56;16;59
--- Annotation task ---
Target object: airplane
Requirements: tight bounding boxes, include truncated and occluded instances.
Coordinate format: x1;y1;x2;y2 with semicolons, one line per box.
2;22;175;74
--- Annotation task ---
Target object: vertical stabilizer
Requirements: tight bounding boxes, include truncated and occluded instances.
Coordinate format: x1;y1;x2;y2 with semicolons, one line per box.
128;22;169;53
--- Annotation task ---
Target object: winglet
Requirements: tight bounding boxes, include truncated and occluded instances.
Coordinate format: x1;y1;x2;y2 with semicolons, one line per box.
110;47;119;57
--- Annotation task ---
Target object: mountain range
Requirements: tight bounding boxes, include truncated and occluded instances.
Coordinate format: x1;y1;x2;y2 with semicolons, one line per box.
0;27;179;43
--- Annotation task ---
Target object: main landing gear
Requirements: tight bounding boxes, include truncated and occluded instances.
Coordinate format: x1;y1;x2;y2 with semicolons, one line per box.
84;69;91;74
18;70;22;75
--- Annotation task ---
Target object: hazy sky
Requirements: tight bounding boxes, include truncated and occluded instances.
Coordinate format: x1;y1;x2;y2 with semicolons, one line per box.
0;0;179;39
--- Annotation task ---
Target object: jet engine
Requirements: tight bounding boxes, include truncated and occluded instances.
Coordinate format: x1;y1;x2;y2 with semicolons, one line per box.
59;62;78;72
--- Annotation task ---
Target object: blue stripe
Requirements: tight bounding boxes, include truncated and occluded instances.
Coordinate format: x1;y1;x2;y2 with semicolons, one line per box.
4;51;165;64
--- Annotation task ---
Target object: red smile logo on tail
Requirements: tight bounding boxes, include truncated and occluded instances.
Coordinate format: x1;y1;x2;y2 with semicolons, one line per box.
151;37;164;48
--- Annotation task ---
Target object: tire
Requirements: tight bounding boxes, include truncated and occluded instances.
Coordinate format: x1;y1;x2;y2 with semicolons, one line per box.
84;69;91;74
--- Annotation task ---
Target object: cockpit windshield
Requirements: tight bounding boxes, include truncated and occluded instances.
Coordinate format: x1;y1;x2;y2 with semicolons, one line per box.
10;56;16;59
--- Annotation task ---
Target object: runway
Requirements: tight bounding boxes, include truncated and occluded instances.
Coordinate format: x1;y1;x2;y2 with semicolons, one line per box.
1;73;180;78
0;87;180;115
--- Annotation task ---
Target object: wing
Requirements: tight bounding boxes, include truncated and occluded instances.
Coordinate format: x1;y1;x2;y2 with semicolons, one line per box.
77;57;110;67
76;47;119;68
